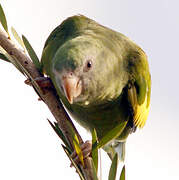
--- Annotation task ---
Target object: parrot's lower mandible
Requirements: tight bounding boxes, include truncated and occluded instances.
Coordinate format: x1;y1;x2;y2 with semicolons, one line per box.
41;15;151;161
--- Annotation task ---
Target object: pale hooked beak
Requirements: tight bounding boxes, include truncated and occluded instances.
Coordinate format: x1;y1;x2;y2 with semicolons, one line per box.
62;72;82;104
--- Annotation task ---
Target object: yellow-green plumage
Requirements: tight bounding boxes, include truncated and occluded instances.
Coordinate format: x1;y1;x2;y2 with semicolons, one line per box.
41;15;151;161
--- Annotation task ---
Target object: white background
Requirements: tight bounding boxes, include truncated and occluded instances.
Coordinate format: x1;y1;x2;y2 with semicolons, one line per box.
0;0;179;179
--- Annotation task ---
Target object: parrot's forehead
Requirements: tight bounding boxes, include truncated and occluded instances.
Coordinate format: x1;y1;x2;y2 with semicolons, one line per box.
53;36;103;71
66;37;102;60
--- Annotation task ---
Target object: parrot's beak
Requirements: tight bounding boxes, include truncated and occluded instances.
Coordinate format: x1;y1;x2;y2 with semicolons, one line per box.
62;73;82;104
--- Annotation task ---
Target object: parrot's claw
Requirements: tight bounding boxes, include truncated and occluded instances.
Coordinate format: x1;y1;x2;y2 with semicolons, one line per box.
25;77;53;88
70;140;92;167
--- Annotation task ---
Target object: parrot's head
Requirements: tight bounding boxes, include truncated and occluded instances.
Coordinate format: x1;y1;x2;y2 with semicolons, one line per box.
51;36;128;107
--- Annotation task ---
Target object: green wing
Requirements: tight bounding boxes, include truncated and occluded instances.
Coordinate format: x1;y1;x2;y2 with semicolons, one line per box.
127;49;151;128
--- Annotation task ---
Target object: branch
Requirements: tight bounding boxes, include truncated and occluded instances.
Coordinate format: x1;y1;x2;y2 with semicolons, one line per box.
0;29;94;180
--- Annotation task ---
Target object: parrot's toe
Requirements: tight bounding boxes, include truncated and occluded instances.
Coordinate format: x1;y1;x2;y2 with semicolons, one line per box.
70;140;92;167
35;77;52;88
25;77;53;88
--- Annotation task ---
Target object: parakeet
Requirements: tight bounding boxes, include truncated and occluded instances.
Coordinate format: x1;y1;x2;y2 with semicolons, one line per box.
41;15;151;161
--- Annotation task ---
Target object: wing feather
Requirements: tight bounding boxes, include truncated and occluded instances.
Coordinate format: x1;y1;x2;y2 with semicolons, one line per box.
128;83;150;128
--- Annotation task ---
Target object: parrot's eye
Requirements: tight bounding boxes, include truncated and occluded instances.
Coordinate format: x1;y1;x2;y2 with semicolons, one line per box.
84;60;93;72
87;61;92;68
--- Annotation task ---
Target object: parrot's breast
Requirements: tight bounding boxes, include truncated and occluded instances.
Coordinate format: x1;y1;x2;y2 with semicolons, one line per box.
64;92;132;141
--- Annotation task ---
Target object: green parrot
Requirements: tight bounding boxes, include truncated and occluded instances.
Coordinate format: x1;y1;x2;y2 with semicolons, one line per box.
41;15;151;161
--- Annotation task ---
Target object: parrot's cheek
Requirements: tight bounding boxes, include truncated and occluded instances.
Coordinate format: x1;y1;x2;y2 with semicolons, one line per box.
62;76;82;104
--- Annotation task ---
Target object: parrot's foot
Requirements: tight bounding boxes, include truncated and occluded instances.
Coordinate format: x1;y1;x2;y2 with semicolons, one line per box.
25;77;53;88
70;140;92;167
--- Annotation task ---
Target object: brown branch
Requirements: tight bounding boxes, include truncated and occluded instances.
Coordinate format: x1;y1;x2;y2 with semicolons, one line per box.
0;29;94;180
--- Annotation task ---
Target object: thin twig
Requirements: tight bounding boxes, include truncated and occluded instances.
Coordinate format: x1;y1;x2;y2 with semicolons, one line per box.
0;29;94;180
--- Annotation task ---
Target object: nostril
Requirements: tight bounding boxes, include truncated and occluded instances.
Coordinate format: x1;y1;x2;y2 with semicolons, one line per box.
63;72;74;78
62;72;73;79
69;72;73;77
